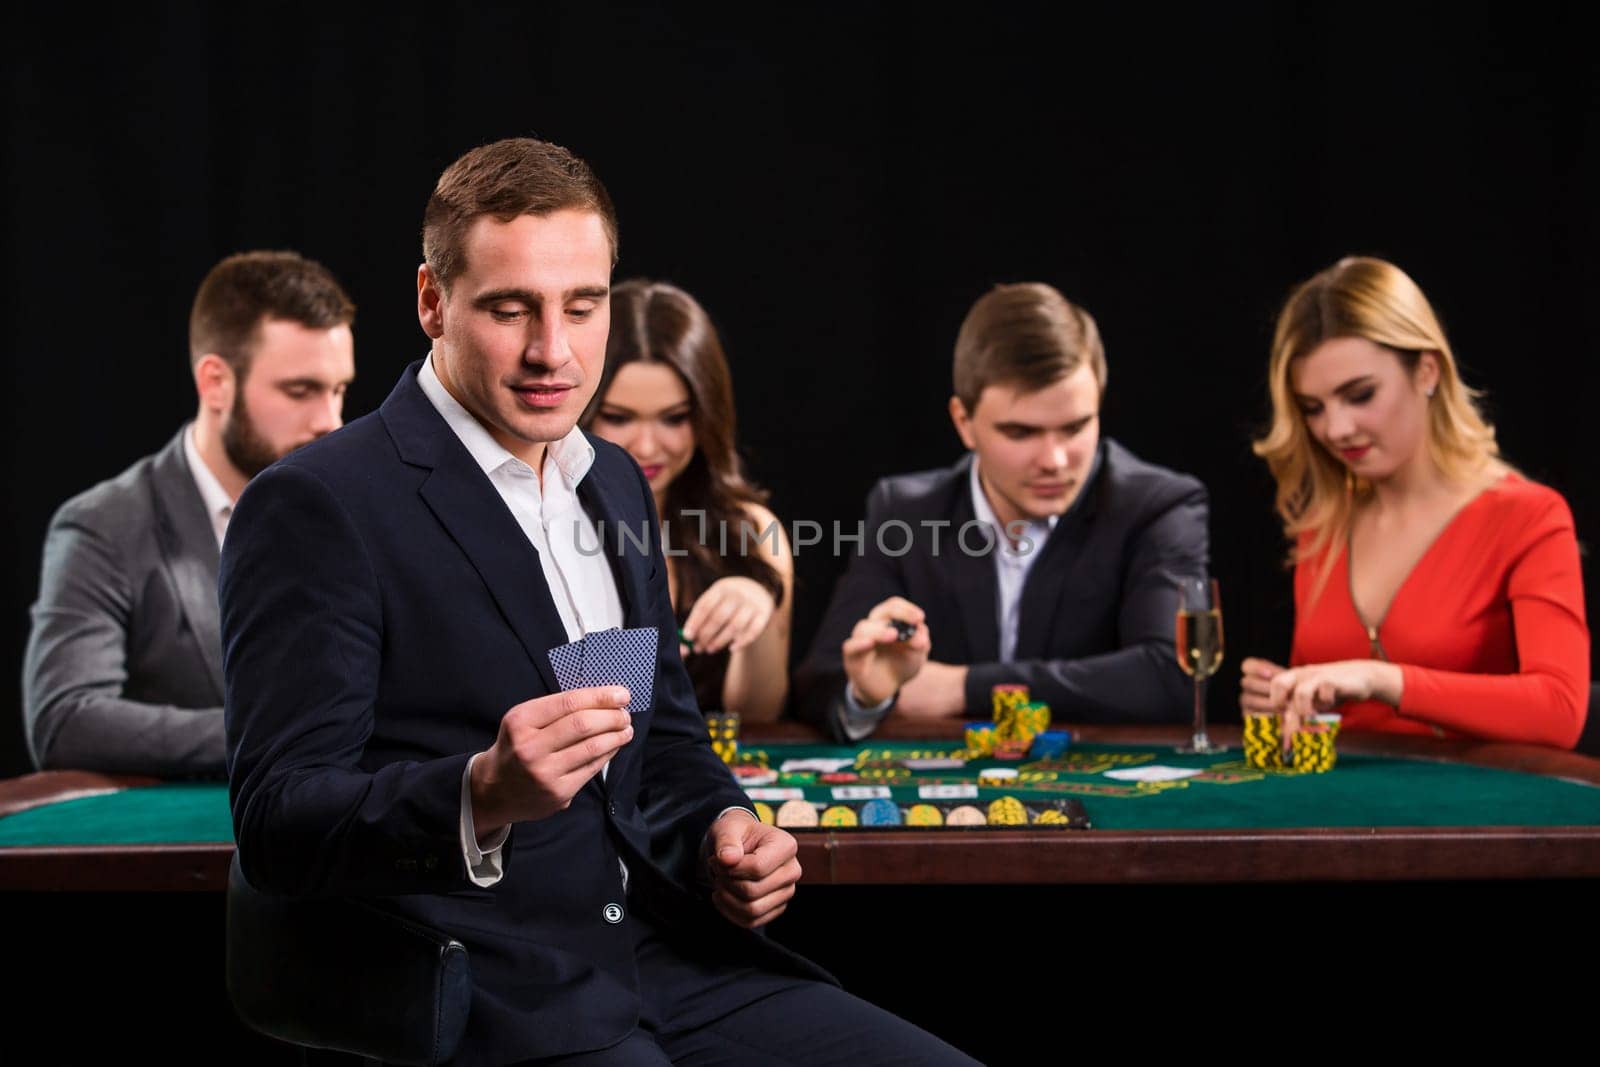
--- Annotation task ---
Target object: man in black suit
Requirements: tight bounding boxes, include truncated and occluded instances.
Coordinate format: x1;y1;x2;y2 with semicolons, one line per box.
222;138;975;1066
794;282;1209;740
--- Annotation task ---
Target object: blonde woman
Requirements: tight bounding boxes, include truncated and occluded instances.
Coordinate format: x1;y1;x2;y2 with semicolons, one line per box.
1240;257;1588;748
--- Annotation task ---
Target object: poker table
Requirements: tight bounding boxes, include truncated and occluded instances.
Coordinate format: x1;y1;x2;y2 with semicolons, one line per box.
3;721;1598;890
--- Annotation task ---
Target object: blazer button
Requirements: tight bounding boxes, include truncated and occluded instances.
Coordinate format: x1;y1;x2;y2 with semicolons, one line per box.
603;903;624;924
608;801;617;816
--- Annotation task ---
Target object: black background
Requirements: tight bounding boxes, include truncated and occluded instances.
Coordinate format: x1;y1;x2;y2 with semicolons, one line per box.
6;5;1599;1062
5;3;1596;782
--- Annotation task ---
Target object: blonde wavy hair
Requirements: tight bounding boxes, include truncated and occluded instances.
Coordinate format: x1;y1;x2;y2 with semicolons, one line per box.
1253;257;1502;593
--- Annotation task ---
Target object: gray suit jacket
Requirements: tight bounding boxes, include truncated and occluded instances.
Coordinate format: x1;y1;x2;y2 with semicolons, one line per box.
23;425;227;776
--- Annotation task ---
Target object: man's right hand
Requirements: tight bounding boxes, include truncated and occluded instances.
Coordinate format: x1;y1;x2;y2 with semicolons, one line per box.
842;597;930;706
470;686;634;836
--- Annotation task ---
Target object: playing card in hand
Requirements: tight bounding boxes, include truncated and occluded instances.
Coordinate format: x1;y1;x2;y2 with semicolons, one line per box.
580;626;658;714
547;639;585;692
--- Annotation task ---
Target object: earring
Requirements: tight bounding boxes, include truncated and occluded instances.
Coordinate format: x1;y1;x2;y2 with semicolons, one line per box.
1426;385;1436;398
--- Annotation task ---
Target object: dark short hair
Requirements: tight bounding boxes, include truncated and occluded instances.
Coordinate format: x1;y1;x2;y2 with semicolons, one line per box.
952;282;1106;412
422;137;618;292
188;250;355;377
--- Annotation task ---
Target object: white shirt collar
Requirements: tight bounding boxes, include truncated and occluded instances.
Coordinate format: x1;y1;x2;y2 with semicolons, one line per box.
183;422;235;545
968;457;1058;553
417;352;595;486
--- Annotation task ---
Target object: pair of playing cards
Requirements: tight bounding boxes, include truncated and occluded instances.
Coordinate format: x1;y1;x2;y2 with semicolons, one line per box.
547;626;658;713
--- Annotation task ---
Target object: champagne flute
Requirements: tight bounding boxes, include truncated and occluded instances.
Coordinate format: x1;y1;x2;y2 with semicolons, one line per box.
1175;577;1224;754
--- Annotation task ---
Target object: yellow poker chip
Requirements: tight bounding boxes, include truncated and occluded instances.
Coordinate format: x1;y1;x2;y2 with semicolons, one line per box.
906;803;944;827
978;767;1020;786
820;805;859;827
1033;808;1069;825
946;805;986;826
776;799;819;828
753;802;775;825
987;796;1028;825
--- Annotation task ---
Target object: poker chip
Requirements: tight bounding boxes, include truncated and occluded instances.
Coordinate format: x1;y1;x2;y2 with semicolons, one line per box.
753;802;775;825
977;767;1020;786
1033;807;1070;825
964;722;997;757
859;798;903;826
906;803;943;827
1291;714;1343;773
986;796;1029;825
776;799;819;828
818;772;860;784
1242;711;1283;769
1028;730;1071;759
778;772;817;785
820;804;859;827
991;737;1031;760
945;804;986;826
732;765;778;786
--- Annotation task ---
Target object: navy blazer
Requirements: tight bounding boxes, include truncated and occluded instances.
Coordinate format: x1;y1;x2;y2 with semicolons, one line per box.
222;362;825;1064
793;441;1210;737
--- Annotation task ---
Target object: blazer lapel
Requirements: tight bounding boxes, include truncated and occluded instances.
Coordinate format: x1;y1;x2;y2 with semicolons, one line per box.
383;363;568;694
150;427;226;702
575;458;657;796
576;464;652;624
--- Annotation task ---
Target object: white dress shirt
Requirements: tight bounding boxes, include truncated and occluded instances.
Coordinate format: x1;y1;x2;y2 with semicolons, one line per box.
966;459;1057;664
183;423;235;548
417;355;626;887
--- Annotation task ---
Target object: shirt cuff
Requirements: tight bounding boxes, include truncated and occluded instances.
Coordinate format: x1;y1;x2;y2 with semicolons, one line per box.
460;753;509;887
838;684;894;742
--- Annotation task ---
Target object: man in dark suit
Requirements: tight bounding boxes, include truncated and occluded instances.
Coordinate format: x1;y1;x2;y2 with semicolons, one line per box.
22;250;355;776
794;282;1209;740
222;138;975;1066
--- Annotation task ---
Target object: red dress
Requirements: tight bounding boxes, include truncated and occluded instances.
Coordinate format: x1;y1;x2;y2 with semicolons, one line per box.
1290;473;1589;748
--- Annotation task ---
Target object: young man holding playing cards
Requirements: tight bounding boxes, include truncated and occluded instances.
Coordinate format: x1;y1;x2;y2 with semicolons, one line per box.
220;137;975;1066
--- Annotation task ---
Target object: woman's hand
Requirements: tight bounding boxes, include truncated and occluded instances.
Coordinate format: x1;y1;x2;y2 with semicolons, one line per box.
681;576;776;656
1238;657;1286;714
1267;659;1403;743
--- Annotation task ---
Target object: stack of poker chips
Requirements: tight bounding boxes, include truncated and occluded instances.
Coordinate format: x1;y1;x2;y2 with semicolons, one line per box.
987;684;1052;759
1241;711;1283;769
1291;714;1342;773
964;722;997;756
1027;730;1071;759
705;711;740;764
1243;711;1342;773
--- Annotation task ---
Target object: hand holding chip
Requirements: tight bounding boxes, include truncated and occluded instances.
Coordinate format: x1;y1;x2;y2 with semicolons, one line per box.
842;597;930;706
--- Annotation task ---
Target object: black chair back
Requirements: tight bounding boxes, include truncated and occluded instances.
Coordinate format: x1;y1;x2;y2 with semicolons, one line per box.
225;854;472;1066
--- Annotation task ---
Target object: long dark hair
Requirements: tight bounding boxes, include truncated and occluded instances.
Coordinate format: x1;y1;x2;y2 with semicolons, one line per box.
584;280;784;612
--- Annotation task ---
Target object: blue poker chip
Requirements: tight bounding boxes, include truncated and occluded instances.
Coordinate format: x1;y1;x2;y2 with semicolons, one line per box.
1028;730;1071;759
859;798;904;826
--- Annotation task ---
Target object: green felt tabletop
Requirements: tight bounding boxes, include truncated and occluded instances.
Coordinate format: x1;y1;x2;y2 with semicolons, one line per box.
734;742;1600;829
2;742;1597;847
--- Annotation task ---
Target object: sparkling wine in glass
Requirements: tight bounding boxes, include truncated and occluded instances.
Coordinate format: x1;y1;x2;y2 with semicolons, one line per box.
1175;577;1225;754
